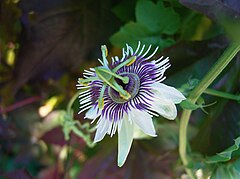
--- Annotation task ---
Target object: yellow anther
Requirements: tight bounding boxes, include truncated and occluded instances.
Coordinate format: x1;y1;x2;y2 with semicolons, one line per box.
78;78;89;86
126;56;136;66
105;47;108;57
119;91;131;100
98;98;104;110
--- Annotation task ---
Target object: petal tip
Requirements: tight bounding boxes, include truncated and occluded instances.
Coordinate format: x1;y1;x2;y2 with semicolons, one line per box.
118;161;124;167
167;116;176;120
93;138;101;143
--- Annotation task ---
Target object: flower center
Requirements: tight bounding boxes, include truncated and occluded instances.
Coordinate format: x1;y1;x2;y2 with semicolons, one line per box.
108;73;140;103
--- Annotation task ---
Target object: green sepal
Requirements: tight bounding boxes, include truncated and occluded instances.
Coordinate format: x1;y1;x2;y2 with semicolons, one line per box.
180;100;200;110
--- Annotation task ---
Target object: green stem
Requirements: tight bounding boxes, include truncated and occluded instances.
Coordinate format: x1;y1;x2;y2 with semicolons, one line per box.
204;88;240;101
179;42;240;178
67;92;79;114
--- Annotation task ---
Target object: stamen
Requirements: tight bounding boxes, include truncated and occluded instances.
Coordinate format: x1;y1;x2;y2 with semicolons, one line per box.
98;98;104;109
95;68;119;92
120;92;131;100
97;68;129;84
108;73;140;104
98;84;107;110
126;56;136;66
78;77;98;86
112;80;131;100
95;67;130;99
113;56;136;72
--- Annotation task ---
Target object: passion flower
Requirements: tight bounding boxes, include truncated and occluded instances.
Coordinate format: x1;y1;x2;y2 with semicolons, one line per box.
77;42;185;167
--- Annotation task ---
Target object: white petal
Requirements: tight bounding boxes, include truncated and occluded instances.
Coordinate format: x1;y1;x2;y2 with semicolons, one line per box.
130;109;157;137
152;83;186;104
118;116;134;167
133;123;152;139
84;106;101;120
94;116;110;143
150;98;177;120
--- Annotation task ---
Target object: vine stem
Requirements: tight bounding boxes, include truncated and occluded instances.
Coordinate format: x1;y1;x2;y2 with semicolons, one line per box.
67;92;79;114
204;88;240;101
179;42;240;178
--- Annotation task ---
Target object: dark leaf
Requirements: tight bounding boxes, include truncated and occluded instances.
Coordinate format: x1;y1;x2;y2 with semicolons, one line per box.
40;127;67;146
9;0;120;94
37;166;62;179
0;115;14;141
165;36;228;84
79;139;178;179
179;0;240;21
112;0;136;22
40;127;86;149
78;150;124;179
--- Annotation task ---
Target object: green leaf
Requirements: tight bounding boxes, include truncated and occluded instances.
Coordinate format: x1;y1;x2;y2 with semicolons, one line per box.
135;0;180;34
233;158;240;173
180;100;201;110
221;18;240;43
110;21;175;49
211;164;240;179
110;0;180;49
180;13;202;40
206;136;240;164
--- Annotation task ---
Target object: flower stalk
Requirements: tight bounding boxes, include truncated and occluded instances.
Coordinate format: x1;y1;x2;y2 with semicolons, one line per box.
67;92;79;114
179;42;240;178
